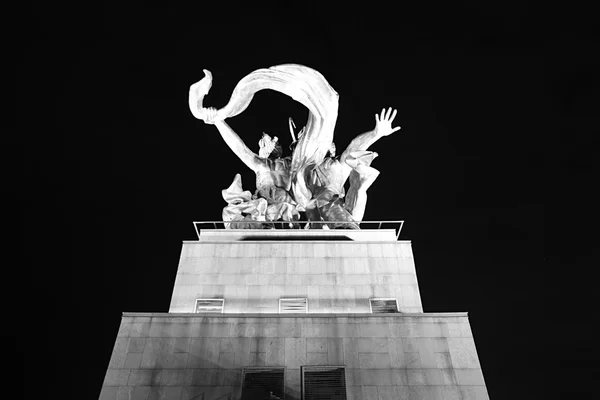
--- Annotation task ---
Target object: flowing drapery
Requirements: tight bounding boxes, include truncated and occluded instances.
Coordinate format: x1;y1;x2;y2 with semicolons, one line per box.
199;64;339;208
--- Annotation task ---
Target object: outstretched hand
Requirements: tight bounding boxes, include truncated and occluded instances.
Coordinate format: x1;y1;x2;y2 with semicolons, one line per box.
189;69;217;123
375;107;401;137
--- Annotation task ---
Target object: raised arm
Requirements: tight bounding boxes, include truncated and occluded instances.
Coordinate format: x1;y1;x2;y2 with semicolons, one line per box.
203;108;262;172
339;107;401;164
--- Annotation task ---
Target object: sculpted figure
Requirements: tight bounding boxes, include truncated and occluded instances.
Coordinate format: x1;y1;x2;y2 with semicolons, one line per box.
201;107;300;226
188;64;400;229
303;108;401;228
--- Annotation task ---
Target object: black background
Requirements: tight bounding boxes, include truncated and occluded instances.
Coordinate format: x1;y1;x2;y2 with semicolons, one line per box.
14;1;598;399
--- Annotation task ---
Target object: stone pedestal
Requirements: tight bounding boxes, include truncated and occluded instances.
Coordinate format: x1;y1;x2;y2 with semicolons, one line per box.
99;229;489;400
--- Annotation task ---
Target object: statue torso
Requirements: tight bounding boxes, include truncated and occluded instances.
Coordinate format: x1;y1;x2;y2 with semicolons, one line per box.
310;157;347;197
255;157;293;193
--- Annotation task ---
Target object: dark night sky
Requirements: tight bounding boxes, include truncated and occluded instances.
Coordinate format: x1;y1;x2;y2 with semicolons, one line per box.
14;1;598;399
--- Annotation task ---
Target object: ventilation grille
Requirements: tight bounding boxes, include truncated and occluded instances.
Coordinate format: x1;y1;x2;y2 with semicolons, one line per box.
302;366;347;400
369;298;399;313
195;299;224;313
279;298;308;313
241;367;285;400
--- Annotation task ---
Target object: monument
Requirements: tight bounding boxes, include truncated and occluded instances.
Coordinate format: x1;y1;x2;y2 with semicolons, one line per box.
99;64;489;399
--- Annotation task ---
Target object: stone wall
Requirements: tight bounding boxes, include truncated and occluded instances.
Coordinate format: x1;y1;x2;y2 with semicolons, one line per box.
169;241;422;314
99;313;489;400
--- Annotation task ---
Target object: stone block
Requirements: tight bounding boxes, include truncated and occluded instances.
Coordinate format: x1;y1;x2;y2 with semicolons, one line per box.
128;369;163;386
359;323;390;337
286;385;301;400
358;353;391;368
389;339;406;368
302;323;336;338
345;369;360;386
358;338;389;353
389;323;418;337
425;368;444;385
405;352;421;369
367;243;383;258
472;385;490;400
347;386;364;400
439;386;462;400
307;352;329;365
103;369;130;386
406;369;426;385
332;323;361;338
441;369;458;385
417;338;437;368
435;352;452;369
343;338;360;368
448;338;480;368
108;338;130;369
154;386;183;400
99;386;118;400
376;386;396;400
128;338;147;353
455;368;486;386
116;387;134;400
187;343;220;369
266;338;285;366
284;338;306;368
190;369;216;386
460;321;474;337
131;386;151;400
160;369;192;386
117;323;132;337
410;387;444;400
431;338;448;353
285;367;300;387
124;353;143;369
362;386;378;400
459;386;487;400
401;337;419;353
352;258;370;274
306;338;328;353
444;322;463;337
217;352;235;369
327;338;344;364
159;353;189;369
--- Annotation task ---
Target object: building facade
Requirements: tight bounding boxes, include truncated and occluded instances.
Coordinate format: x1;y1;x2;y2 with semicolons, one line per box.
99;225;489;399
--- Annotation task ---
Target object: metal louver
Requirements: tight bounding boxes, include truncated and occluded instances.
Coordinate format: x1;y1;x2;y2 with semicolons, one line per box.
369;298;399;313
241;367;285;400
279;298;308;313
302;366;347;400
194;299;224;313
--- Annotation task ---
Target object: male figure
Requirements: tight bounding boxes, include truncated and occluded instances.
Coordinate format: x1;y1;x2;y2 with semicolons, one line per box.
200;107;300;225
303;107;401;228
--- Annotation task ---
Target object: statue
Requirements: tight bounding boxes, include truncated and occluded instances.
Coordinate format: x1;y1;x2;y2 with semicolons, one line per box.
201;107;300;227
189;64;400;229
302;108;400;229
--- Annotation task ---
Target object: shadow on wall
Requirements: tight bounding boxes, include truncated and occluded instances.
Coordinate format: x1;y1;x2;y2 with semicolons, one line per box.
102;359;301;400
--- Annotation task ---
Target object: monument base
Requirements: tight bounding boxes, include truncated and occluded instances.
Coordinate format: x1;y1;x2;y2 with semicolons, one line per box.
99;312;489;400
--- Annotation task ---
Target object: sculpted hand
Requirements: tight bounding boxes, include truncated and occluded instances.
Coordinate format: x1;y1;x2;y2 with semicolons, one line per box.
204;107;220;125
189;69;216;122
375;107;401;137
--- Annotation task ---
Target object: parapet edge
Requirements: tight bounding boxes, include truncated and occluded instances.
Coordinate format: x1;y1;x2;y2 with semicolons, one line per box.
122;312;468;318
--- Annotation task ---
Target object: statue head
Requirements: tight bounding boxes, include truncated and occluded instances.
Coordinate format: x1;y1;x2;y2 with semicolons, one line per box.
258;133;283;159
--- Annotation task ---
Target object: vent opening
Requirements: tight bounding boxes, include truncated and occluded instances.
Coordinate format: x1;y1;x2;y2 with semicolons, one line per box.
369;298;399;313
279;298;308;313
241;367;285;400
195;298;224;313
302;366;347;400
